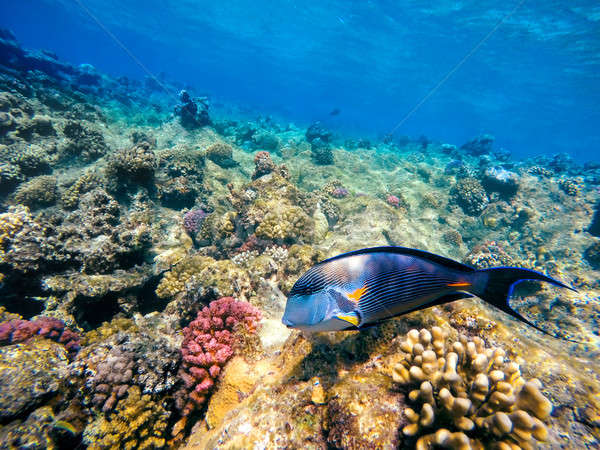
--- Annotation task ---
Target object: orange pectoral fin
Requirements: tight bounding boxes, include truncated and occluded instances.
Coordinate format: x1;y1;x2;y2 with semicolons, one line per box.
447;282;472;287
347;285;367;303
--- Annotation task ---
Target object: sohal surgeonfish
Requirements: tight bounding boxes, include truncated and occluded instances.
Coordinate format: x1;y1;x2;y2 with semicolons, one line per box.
282;246;575;336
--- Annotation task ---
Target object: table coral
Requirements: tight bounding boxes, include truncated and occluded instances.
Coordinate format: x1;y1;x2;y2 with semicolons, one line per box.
392;327;552;450
174;297;261;420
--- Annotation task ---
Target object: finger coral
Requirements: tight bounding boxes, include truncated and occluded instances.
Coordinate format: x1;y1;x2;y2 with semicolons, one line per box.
174;297;261;420
393;327;552;450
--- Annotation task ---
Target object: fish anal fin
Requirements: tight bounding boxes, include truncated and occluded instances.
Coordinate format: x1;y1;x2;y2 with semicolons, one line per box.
336;312;360;327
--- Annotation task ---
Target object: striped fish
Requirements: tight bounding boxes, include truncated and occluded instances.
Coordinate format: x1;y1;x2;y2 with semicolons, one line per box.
282;246;575;336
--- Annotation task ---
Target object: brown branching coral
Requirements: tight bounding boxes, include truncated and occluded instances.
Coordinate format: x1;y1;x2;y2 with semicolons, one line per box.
393;327;552;450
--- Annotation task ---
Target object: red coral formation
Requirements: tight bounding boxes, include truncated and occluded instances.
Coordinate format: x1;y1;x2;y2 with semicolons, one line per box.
176;297;261;417
252;151;276;180
0;316;80;355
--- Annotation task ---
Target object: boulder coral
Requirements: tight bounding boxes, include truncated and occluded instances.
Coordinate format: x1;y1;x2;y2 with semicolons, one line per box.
393;327;552;450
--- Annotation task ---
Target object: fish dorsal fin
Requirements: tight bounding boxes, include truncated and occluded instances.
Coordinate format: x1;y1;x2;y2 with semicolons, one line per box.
319;246;476;273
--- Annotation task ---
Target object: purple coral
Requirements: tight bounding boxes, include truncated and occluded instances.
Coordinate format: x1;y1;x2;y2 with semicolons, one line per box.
183;209;207;234
0;317;80;355
176;297;261;417
331;187;349;199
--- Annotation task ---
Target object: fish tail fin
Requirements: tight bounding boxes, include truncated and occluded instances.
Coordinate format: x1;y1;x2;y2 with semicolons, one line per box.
475;267;577;338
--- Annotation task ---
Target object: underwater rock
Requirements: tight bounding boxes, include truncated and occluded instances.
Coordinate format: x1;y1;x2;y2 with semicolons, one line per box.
0;405;78;450
253;131;280;152
481;166;519;198
460;134;494;156
450;177;489;216
0;339;69;421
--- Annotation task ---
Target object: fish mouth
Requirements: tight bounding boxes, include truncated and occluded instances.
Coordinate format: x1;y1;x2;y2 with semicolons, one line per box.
281;317;294;328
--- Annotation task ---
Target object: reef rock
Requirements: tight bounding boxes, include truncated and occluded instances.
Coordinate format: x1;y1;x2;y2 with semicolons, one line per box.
0;339;69;421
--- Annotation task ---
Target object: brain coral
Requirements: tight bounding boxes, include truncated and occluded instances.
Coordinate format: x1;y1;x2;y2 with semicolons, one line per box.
393;327;552;450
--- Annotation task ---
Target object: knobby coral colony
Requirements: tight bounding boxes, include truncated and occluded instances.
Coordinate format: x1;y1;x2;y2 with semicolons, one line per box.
394;328;552;450
173;297;261;436
0;30;600;450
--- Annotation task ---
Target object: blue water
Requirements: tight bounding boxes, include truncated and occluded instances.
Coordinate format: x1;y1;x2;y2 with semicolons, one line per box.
2;0;599;161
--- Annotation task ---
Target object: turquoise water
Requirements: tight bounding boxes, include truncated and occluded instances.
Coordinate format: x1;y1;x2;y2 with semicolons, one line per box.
1;2;600;449
2;0;599;160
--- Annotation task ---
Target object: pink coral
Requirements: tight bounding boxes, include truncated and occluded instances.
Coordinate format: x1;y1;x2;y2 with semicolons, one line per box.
0;316;80;355
386;194;401;207
176;297;261;416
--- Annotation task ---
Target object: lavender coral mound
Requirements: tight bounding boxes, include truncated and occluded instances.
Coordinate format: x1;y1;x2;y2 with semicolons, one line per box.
183;209;207;234
0;316;80;355
175;297;261;418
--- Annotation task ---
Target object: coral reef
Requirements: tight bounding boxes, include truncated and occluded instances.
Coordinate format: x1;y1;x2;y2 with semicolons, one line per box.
12;174;57;208
106;141;156;188
61;120;108;161
0;316;80;355
173;297;261;432
464;241;514;269
461;134;494;155
205;141;236;167
451;177;489;216
182;208;206;235
174;90;210;129
0;339;69;421
252;150;275;179
393;327;552;449
0;32;599;450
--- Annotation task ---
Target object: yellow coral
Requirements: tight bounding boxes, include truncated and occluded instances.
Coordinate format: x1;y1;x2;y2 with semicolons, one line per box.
393;327;552;450
84;386;169;450
156;255;252;300
256;206;313;242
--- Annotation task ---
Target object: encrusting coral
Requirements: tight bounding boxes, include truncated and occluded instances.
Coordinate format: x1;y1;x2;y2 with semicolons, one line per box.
392;327;552;450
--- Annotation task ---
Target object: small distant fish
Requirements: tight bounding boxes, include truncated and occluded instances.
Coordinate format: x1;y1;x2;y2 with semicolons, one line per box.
329;108;341;116
282;246;575;338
